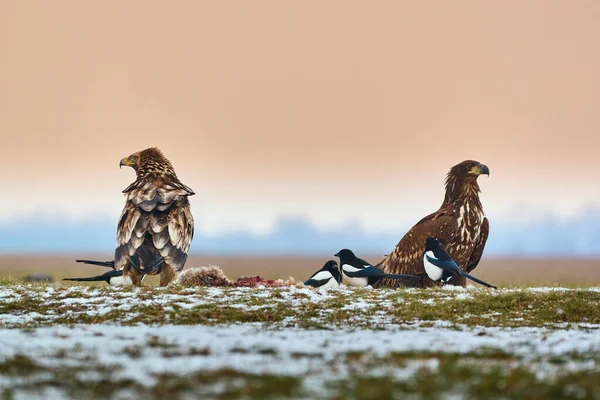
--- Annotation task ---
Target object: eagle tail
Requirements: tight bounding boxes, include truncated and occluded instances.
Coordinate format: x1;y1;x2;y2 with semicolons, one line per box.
461;272;496;289
75;259;115;268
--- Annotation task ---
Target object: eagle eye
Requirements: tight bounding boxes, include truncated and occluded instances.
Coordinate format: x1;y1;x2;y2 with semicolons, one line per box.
465;164;473;170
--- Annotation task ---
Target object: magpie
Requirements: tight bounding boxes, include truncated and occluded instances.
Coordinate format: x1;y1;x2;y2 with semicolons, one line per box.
304;260;342;289
334;249;421;287
423;237;497;289
75;259;115;268
63;269;133;286
75;252;164;275
65;255;164;285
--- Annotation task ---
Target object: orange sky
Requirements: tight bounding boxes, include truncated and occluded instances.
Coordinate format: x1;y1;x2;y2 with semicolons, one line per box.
1;1;599;233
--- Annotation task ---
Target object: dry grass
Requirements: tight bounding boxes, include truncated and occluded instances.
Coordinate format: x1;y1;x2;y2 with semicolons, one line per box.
0;254;599;287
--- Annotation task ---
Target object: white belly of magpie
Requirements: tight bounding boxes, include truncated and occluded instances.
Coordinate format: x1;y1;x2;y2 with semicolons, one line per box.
343;275;369;287
341;264;370;287
109;275;133;286
319;277;339;289
423;253;443;281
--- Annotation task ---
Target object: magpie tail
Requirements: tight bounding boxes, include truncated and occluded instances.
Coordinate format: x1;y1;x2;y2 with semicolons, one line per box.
462;272;497;289
63;275;107;282
64;269;123;283
75;259;115;268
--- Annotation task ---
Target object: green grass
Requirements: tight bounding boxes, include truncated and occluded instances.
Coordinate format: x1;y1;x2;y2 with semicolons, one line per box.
1;283;599;329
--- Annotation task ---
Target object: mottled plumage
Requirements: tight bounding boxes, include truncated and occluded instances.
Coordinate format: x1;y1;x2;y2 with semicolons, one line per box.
116;147;194;286
375;160;490;288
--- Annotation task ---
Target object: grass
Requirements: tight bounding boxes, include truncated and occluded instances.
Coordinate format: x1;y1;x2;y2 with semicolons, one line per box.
1;282;599;399
1;350;599;400
1;283;599;329
0;351;304;400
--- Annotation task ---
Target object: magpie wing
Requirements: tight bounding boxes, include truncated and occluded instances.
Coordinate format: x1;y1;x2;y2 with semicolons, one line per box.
343;265;387;278
425;255;461;275
304;278;332;288
305;270;333;287
356;257;374;268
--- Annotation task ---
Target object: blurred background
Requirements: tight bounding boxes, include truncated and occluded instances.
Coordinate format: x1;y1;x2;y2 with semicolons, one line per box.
1;1;599;285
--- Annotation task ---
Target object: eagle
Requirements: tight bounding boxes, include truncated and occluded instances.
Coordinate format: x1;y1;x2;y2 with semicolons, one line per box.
116;147;195;286
374;160;489;288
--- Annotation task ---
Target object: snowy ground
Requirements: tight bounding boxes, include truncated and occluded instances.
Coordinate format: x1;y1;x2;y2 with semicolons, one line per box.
1;324;599;399
1;284;599;398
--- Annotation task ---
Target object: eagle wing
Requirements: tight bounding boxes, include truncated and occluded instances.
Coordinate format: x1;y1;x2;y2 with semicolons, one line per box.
375;208;459;287
114;180;194;273
465;217;488;273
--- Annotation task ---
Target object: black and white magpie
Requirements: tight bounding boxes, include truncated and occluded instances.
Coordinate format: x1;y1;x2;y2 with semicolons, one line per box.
63;269;133;286
304;260;342;289
423;237;497;289
75;259;115;268
335;249;420;287
65;255;164;286
75;251;164;275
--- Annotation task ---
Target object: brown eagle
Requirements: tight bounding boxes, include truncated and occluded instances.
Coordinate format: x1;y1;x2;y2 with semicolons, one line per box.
116;147;195;286
374;160;489;288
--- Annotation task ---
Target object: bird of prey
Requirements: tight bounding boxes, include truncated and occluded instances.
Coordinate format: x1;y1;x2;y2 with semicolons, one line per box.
423;237;496;289
304;260;342;289
335;249;420;287
116;147;194;286
375;160;490;288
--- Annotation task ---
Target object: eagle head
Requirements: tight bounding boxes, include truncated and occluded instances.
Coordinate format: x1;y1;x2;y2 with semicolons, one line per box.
449;160;490;180
119;147;176;178
443;160;489;204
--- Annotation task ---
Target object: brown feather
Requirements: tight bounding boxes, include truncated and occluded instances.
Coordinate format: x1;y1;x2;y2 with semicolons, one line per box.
375;160;489;288
115;148;195;283
465;217;489;273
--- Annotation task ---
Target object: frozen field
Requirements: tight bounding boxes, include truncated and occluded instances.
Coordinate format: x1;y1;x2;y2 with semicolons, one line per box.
1;284;599;399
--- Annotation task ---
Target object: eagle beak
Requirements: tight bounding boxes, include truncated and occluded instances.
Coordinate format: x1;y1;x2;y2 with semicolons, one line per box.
469;163;490;176
479;164;490;176
119;156;135;169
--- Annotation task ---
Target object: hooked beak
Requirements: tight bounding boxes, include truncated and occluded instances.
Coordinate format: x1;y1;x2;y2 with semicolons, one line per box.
119;156;136;169
469;163;490;176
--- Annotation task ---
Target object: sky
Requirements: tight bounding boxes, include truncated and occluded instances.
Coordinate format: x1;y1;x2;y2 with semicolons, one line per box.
1;1;600;243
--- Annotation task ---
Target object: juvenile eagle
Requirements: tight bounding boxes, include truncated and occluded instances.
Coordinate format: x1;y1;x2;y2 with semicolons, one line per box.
116;147;194;286
375;160;489;288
